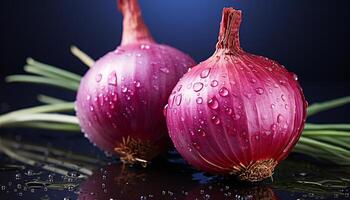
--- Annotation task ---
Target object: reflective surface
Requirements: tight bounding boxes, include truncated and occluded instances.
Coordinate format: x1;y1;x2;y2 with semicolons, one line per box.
0;132;349;200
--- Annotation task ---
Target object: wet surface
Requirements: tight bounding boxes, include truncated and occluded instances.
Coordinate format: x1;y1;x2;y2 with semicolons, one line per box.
0;132;349;200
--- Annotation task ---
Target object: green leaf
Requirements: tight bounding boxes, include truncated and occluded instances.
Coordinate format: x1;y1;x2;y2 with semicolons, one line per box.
26;58;82;82
6;75;79;91
307;96;350;116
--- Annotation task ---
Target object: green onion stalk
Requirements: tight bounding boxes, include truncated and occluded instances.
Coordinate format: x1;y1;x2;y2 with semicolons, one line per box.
0;46;349;166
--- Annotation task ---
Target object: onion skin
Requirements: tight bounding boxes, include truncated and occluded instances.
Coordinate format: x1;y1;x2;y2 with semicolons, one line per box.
76;0;195;164
166;8;307;182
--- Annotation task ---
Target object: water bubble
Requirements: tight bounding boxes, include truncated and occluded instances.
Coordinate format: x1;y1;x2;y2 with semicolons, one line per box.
225;107;233;115
140;44;150;50
277;114;284;123
95;73;102;82
160;67;170;74
200;69;211;78
219;87;229;97
244;93;252;99
122;86;128;93
271;104;275;109
134;81;141;88
211;115;221;125
15;173;21;180
163;104;168;116
250;79;257;83
196;97;203;104
255;87;264;95
175;94;182;106
281;94;286;101
198;129;206;136
193;82;204;92
233;114;240;120
285;104;289;110
292;73;298;80
108;71;117;86
279;80;287;85
86;95;91;101
136;53;142;57
207;97;219;110
271;123;277;131
210;80;218;87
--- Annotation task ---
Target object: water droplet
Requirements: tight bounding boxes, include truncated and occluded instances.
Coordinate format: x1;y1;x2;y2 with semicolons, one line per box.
180;116;185;122
95;73;102;82
210;80;218;87
292;73;298;80
207;97;219;110
89;105;94;112
271;104;275;109
279;80;287;85
225;107;233;115
268;88;273;94
160;67;170;74
198;129;206;136
219;87;229;97
140;44;150;50
193;82;204;92
277;114;284;123
271;123;277;131
255;87;264;95
121;86;128;93
285;104;289;110
211;115;221;125
281;94;286;101
233;114;240;120
196;97;203;104
244;93;252;99
86;95;91;101
136;53;142;57
134;81;141;88
175;94;182;106
108;71;117;85
200;69;211;78
250;79;257;83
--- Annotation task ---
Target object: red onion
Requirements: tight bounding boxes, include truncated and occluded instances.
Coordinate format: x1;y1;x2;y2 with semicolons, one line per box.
76;0;195;164
166;8;307;181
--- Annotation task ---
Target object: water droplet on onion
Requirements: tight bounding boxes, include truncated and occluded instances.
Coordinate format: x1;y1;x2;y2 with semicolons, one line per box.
210;80;218;87
211;115;221;125
207;97;219;110
193;82;204;92
255;87;264;95
219;87;229;97
200;68;211;78
175;94;182;106
95;73;102;82
196;97;203;104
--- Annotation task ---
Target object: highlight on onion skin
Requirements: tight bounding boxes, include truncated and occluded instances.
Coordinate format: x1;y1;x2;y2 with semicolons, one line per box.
166;8;307;182
75;0;195;164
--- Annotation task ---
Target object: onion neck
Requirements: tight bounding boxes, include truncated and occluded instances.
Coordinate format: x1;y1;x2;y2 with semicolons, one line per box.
118;0;155;45
215;8;243;54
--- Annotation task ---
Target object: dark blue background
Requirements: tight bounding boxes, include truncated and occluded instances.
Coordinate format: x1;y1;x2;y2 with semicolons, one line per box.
0;0;349;122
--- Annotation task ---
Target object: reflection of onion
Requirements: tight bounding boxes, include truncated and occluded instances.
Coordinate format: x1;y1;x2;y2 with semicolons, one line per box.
78;163;195;199
186;184;279;200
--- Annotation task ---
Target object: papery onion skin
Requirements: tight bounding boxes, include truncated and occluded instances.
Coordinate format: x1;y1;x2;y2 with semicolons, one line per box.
76;0;195;164
166;8;307;181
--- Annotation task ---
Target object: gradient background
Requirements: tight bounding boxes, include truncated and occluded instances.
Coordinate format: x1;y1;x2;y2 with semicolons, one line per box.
0;0;349;123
